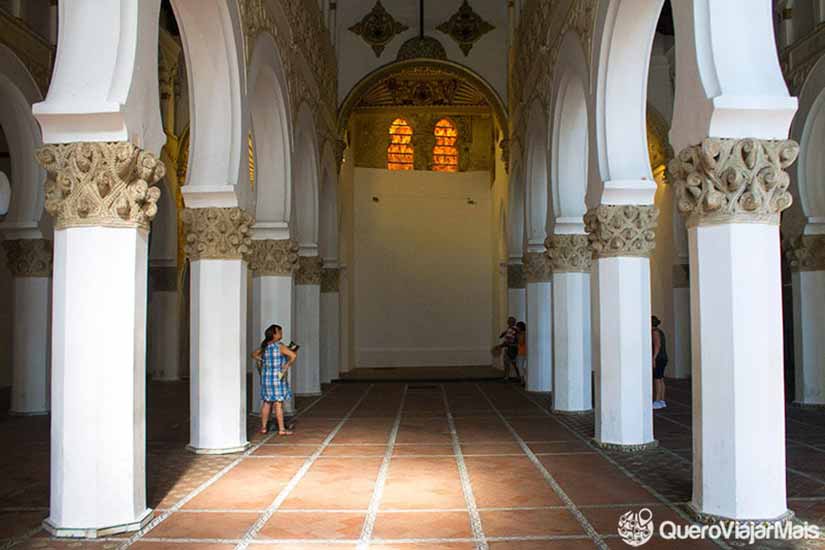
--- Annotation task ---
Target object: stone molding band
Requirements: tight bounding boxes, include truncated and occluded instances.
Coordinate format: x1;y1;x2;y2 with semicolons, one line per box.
786;235;825;272
523;251;552;283
507;263;525;289
183;207;254;261
249;239;299;276
36;142;165;231
669;138;799;228
584;204;658;259
321;267;341;293
295;256;323;285
545;234;591;273
2;238;52;277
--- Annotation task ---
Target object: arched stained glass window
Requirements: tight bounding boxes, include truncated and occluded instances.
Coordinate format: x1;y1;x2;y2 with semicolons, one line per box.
388;118;414;170
432;118;458;172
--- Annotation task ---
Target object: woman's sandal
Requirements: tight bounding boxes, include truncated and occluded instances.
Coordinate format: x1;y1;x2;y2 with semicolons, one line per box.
259;428;268;435
278;430;294;436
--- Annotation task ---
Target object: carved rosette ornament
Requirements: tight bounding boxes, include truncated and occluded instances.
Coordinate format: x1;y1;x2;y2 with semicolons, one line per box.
2;239;53;277
584;205;659;259
786;235;825;272
436;0;495;56
668;138;800;227
348;0;409;57
321;268;341;293
544;234;591;273
523;252;552;283
507;263;525;289
182;207;253;261
295;256;323;285
35;142;165;230
248;239;299;276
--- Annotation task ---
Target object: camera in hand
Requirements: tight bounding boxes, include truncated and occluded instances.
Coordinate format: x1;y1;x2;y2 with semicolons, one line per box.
287;341;300;352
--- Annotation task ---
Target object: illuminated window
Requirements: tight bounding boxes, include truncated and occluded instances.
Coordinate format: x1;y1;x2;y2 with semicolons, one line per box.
388;118;414;170
432;118;458;172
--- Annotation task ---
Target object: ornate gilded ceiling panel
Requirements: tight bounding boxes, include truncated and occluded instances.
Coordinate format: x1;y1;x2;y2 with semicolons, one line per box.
355;66;489;110
349;0;409;57
436;0;495;56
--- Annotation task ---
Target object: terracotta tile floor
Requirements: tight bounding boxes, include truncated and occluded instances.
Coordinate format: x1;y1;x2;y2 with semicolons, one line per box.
2;380;825;549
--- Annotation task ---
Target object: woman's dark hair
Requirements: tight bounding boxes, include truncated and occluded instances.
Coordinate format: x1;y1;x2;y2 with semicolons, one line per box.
516;321;526;331
651;316;661;328
260;324;283;351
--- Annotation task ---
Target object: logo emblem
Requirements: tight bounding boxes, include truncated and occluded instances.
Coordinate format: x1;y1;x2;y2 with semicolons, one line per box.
618;508;654;546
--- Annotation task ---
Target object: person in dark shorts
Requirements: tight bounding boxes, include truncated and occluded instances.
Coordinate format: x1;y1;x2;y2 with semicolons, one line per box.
651;316;668;409
497;316;521;383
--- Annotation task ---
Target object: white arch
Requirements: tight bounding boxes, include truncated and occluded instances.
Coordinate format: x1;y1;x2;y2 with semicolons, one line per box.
524;101;549;251
293;104;320;250
0;44;48;238
550;33;589;235
247;33;292;238
172;0;248;209
318;142;338;263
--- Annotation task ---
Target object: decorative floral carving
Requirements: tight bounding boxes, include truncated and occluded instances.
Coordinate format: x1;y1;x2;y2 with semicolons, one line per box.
523;252;553;283
387;77;459;105
295;255;323;285
507;263;525;289
2;238;52;277
669;138;799;227
321;267;341;293
584;205;659;258
36;142;165;231
672;264;690;288
786;235;825;272
436;0;495;56
249;239;299;275
349;0;409;57
182;207;253;261
545;234;591;272
396;36;448;61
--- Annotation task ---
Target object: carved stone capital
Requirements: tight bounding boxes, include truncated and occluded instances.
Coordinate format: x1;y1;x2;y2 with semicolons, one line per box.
544;234;591;273
182;207;253;261
584;205;658;259
249;239;299;276
295;255;323;285
786;235;825;272
669;138;799;227
523;252;552;283
35;142;165;230
507;263;525;289
672;263;690;288
321;267;341;293
2;238;52;277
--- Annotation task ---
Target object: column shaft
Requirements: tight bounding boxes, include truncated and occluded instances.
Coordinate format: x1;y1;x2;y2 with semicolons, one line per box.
294;256;322;396
551;271;591;412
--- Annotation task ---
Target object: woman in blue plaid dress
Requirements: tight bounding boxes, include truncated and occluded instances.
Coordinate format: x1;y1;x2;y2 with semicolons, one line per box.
251;324;296;435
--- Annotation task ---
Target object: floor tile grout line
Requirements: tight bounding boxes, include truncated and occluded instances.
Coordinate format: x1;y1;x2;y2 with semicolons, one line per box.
104;534;606;544
441;384;489;550
112;388;337;550
233;384;375;550
474;383;608;550
356;384;409;550
513;385;733;550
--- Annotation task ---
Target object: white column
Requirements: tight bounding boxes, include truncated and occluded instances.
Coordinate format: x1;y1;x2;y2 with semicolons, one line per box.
586;205;657;449
147;261;180;381
524;252;552;392
35;142;164;537
671;138;797;522
3;239;52;415
788;237;825;406
320;266;341;384
294;255;322;396
671;264;692;379
184;207;251;454
249;238;298;416
507;261;527;321
547;235;592;413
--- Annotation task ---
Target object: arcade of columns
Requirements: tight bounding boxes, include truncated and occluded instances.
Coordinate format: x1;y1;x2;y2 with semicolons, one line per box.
0;0;822;538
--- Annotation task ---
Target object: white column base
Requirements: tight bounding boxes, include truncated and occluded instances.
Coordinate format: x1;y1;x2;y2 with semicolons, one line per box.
593;256;655;448
43;508;153;539
189;259;249;454
526;281;552;392
690;223;788;520
294;283;321;396
321;291;340;384
48;227;150;533
250;274;295;416
551;272;591;413
10;275;51;415
792;270;825;406
671;285;691;379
